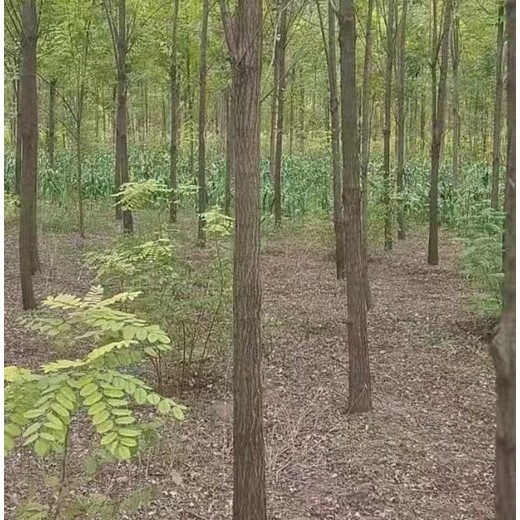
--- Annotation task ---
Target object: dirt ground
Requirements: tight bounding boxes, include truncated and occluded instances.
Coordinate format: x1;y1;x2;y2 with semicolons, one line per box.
4;220;495;519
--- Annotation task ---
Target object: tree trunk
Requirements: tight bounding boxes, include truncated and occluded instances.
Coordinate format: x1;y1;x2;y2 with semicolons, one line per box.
360;0;374;264
169;0;180;224
220;0;266;516
338;0;372;413
428;0;452;265
288;70;294;155
298;69;305;150
491;3;505;210
76;95;85;239
491;3;515;518
396;0;407;240
197;0;210;246
420;92;426;152
224;86;233;216
382;0;395;250
451;14;461;190
19;0;39;310
14;78;22;196
273;3;287;228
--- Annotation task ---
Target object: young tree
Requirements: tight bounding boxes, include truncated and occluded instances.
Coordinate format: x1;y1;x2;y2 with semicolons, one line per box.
224;84;233;216
491;1;515;518
382;0;396;250
48;78;57;170
169;0;181;224
197;0;210;245
338;0;372;413
396;0;408;240
491;2;505;211
450;12;460;189
316;0;345;278
19;0;40;310
427;0;452;265
220;0;267;516
103;0;134;233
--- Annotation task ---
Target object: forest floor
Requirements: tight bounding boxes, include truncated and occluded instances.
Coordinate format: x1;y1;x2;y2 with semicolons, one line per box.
4;211;496;520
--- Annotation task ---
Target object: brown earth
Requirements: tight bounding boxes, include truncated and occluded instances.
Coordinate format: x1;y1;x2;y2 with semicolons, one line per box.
4;220;495;519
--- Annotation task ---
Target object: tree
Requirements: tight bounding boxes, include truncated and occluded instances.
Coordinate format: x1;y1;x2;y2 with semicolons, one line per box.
47;78;57;170
490;1;515;518
338;0;372;413
19;0;40;310
450;11;460;189
396;0;408;240
427;0;452;265
382;0;396;250
316;0;345;278
103;0;134;233
220;0;267;516
169;0;181;224
197;0;210;246
491;2;505;211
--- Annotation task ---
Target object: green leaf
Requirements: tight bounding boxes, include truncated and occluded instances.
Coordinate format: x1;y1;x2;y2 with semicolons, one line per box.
83;392;103;407
22;422;41;438
103;388;124;399
96;420;114;434
134;388;147;405
5;423;22;437
34;438;50;457
92;410;111;426
172;407;185;421
23;432;40;446
4;434;15;452
51;403;69;419
147;393;161;406
119;437;138;447
80;382;98;397
157;400;171;414
84;455;98;476
100;431;118;445
111;408;132;417
39;432;56;442
116;445;132;460
115;416;136;425
24;408;47;419
119;428;140;438
107;399;128;407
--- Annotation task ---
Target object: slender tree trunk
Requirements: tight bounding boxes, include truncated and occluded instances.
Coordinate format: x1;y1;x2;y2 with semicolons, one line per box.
451;14;461;190
420;92;426;152
273;3;287;227
428;0;452;265
298;69;305;150
48;78;56;170
115;0;133;233
224;85;233;216
220;0;267;517
361;0;374;257
19;0;39;310
491;3;505;210
76;115;85;239
197;0;210;246
338;0;372;413
382;0;395;250
14;78;22;196
269;15;279;185
491;3;515;518
288;70;294;155
169;0;180;224
396;0;408;240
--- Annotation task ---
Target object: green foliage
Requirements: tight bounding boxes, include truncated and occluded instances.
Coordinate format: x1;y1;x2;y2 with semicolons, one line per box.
4;192;19;224
6;288;185;461
114;179;172;212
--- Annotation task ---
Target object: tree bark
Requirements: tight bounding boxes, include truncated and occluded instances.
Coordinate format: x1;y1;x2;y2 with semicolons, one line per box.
428;0;452;265
360;0;374;269
491;3;505;211
76;99;85;239
220;0;267;517
224;85;233;216
197;0;210;246
338;0;372;413
491;3;515;518
115;0;133;233
169;0;180;224
14;78;22;196
382;0;395;250
396;0;408;240
451;14;461;190
19;0;39;310
273;3;287;228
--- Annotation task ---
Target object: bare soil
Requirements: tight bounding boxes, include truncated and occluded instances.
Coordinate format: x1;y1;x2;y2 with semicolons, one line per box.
4;220;495;519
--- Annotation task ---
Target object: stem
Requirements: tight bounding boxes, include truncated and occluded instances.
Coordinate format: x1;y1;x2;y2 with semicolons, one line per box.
52;427;71;520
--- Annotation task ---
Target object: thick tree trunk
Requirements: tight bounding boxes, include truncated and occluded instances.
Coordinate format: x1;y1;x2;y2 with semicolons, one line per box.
382;0;395;250
273;4;287;228
48;78;56;170
169;0;180;224
19;0;39;310
491;4;515;519
428;0;452;265
491;4;505;210
220;0;266;517
338;0;372;413
396;0;408;240
197;0;210;246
